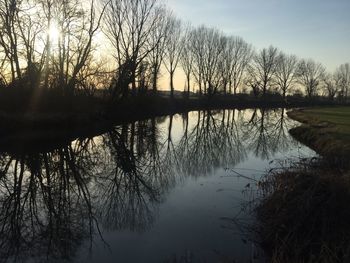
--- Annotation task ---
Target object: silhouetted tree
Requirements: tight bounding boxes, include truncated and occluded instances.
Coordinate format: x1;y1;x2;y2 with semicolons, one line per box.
202;28;226;96
247;46;279;97
190;26;226;96
335;63;350;100
180;24;194;96
323;72;340;101
222;36;253;94
164;15;183;97
40;0;54;89
148;9;170;92
274;52;298;101
296;59;325;98
0;0;22;82
189;26;206;95
104;0;165;98
0;0;106;94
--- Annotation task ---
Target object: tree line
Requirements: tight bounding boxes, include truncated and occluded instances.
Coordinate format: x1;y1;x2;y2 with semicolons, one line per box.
0;0;349;101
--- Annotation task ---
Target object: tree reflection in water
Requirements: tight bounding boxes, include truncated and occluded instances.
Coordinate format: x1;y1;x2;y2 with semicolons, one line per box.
243;108;297;160
177;110;247;176
0;108;297;262
0;139;102;262
97;121;164;232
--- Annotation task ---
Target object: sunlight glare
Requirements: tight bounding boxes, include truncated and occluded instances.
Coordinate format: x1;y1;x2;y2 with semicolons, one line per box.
48;23;60;42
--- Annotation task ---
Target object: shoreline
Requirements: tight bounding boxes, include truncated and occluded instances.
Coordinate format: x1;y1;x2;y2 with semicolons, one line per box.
0;95;346;153
287;107;350;164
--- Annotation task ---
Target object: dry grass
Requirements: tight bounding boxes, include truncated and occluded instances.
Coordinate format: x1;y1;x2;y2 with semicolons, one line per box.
257;159;350;262
255;107;350;262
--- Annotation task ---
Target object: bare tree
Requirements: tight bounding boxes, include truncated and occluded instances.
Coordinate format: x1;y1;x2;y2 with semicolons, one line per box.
335;63;350;101
0;0;344;104
180;24;193;96
0;0;107;94
0;0;22;82
190;26;225;97
75;56;113;96
17;2;46;89
164;15;183;97
148;8;170;92
226;36;253;95
189;26;206;95
245;76;261;98
274;52;298;101
248;46;279;97
104;0;165;98
0;0;49;88
323;72;340;101
218;37;231;95
0;51;7;86
60;0;107;94
40;0;54;89
202;27;226;96
296;59;326;98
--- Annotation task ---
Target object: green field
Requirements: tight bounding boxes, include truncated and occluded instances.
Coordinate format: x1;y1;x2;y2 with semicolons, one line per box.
288;106;350;158
296;107;350;140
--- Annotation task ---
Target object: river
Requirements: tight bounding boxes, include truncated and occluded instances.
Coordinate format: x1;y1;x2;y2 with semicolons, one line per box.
0;108;315;263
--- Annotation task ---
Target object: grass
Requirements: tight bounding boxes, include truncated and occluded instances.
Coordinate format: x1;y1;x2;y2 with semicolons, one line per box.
289;106;350;140
287;106;350;164
257;159;350;263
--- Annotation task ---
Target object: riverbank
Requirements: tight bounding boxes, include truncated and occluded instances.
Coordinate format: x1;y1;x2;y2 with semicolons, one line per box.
287;106;350;165
256;106;350;262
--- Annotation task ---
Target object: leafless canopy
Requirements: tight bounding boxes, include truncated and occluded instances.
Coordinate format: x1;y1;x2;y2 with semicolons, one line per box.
274;52;298;100
247;46;279;97
296;59;326;98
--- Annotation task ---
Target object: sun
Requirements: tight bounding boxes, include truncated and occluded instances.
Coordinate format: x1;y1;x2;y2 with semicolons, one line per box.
48;22;60;42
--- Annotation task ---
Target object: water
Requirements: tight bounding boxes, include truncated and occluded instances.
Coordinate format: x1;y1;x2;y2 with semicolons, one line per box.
0;108;315;263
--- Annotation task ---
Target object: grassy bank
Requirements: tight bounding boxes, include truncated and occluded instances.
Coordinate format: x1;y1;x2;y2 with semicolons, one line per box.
255;107;350;262
287;106;350;164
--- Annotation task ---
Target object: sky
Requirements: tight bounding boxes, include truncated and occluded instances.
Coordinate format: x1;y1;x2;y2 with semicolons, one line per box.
166;0;350;72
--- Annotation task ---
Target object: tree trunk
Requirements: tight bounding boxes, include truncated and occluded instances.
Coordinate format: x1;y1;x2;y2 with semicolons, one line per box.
44;14;52;90
10;61;15;83
170;71;174;98
187;73;190;97
152;70;158;92
262;82;267;97
131;70;137;96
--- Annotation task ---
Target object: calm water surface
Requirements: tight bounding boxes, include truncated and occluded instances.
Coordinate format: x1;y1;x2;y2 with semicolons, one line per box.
0;109;315;263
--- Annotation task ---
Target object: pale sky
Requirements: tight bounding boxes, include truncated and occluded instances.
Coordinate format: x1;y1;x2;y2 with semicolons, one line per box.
166;0;350;71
